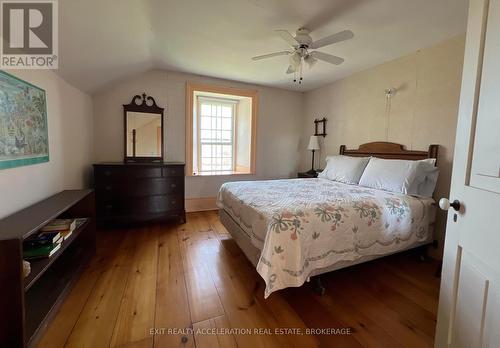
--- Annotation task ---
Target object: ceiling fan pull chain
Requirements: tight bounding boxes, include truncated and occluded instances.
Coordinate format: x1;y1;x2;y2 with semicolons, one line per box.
299;60;303;84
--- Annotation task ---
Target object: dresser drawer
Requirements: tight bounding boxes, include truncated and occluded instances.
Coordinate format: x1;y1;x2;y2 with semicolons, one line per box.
162;165;184;177
95;166;163;179
97;195;183;215
96;177;183;197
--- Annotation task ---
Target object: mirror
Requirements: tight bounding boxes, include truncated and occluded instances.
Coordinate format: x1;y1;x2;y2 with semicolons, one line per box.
124;93;164;162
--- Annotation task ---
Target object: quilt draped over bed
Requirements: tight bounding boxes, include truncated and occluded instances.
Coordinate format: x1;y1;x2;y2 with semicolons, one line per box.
217;178;435;298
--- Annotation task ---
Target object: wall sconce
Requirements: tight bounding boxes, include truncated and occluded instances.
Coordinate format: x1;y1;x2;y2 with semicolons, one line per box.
385;87;397;98
384;87;397;140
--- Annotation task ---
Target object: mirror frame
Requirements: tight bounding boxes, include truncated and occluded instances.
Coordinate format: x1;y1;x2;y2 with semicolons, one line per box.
123;93;164;163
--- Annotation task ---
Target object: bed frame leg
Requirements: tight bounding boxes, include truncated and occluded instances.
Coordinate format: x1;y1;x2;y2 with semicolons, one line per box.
417;246;431;262
312;276;326;296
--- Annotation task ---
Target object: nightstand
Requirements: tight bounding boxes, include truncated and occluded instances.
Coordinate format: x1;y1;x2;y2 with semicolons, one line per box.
298;171;319;178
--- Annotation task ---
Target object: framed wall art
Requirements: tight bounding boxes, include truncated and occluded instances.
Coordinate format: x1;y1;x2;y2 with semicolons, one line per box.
0;71;49;170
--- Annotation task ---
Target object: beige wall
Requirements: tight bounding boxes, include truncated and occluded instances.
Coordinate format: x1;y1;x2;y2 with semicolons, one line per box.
93;70;304;198
0;70;93;218
299;35;466;257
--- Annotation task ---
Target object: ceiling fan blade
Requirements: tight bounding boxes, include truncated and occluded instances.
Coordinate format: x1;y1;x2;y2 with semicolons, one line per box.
309;30;354;49
252;51;291;61
286;65;296;74
310;51;345;65
275;30;299;47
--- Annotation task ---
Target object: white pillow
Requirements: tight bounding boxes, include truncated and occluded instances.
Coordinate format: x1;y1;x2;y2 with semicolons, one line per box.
359;157;439;197
317;155;370;184
359;158;421;194
410;159;439;197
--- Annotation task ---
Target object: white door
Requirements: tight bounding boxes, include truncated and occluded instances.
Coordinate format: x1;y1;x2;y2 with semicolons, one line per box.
435;0;500;347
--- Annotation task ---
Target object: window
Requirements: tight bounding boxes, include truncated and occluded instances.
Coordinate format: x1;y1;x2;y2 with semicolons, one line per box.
186;83;258;176
198;98;235;172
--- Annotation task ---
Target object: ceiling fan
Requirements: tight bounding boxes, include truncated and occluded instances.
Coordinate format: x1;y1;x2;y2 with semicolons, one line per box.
252;28;354;84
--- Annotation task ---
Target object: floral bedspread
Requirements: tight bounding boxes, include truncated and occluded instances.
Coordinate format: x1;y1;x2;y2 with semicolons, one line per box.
217;178;436;298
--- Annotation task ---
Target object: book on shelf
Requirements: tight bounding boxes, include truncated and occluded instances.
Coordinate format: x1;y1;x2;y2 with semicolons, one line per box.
41;219;76;232
74;217;88;228
24;231;62;248
22;217;89;259
23;243;61;260
62;218;88;239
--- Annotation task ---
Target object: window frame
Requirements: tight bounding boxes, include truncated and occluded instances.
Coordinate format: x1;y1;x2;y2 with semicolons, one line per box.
196;97;237;173
186;82;258;177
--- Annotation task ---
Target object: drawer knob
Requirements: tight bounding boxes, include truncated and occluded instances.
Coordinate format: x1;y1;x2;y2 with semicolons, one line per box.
105;186;112;191
171;183;177;188
105;204;113;209
104;170;111;176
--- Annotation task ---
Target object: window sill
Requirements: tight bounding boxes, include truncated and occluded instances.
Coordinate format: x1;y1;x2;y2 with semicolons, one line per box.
189;170;253;177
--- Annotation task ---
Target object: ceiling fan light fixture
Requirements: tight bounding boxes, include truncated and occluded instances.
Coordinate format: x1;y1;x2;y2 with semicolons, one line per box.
304;55;317;69
252;27;353;84
289;52;301;69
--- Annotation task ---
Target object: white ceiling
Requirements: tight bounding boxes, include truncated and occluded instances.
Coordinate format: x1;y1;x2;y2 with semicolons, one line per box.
58;0;469;94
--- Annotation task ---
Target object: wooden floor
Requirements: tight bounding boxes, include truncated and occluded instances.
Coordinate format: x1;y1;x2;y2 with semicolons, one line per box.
37;211;441;348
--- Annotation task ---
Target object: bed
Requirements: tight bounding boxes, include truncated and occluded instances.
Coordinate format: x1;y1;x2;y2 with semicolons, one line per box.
217;142;439;298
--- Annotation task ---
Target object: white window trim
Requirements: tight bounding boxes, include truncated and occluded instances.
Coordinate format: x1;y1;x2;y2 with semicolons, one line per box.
186;82;258;177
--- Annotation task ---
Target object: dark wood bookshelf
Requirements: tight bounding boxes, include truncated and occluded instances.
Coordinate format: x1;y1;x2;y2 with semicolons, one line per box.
0;190;96;348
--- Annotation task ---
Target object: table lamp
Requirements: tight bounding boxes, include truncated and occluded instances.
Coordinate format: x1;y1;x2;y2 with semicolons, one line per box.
307;135;320;174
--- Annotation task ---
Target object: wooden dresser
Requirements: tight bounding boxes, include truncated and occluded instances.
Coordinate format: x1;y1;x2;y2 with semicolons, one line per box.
93;162;185;224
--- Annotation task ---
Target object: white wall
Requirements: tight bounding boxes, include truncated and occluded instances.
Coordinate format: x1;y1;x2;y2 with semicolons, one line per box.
93;70;304;198
0;70;93;218
299;35;466;257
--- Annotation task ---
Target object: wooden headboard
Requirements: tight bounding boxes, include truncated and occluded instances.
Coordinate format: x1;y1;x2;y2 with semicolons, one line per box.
340;142;439;162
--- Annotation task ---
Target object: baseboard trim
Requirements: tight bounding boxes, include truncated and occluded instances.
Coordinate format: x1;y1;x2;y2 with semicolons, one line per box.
185;197;218;212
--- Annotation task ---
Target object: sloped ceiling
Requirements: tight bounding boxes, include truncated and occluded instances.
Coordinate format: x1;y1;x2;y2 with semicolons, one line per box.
58;0;468;93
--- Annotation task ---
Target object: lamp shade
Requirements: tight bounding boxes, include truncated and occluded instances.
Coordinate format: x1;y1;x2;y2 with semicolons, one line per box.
307;135;320;150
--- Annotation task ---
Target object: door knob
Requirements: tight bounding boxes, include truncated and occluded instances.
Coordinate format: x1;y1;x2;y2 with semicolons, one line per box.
439;198;461;212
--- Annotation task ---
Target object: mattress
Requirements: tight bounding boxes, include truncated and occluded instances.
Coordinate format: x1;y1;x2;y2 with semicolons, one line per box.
217;178;436;298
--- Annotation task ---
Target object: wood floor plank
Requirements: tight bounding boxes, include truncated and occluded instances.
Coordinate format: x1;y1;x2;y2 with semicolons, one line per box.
211;315;238;348
325;272;433;347
205;210;231;238
213;240;318;348
207;246;291;348
193;315;237;348
381;256;440;296
215;248;292;348
207;219;316;348
154;224;195;348
37;231;123;348
283;287;363;348
314;287;403;348
113;337;152;348
64;231;137;348
178;216;225;323
363;262;439;315
110;226;159;347
354;266;437;338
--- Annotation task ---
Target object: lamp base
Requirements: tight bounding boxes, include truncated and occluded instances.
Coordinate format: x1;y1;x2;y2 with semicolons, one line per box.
308;149;316;175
